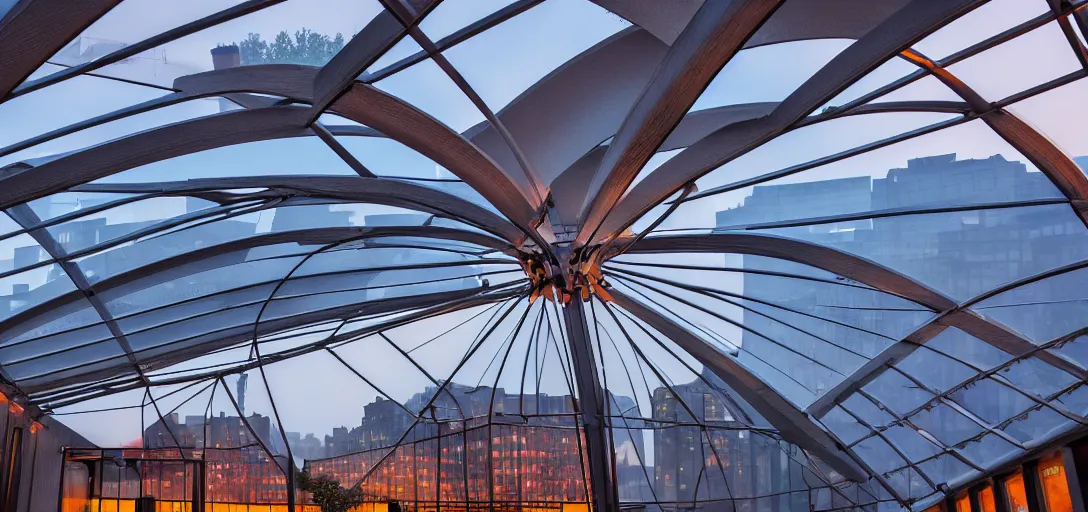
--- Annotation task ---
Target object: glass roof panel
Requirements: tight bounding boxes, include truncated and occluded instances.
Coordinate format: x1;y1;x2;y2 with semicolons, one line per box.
609;277;838;409
360;35;424;81
895;347;976;395
999;358;1079;399
1056;384;1088;415
911;0;1046;61
442;0;630;112
122;301;264;353
906;402;984;447
115;283;281;340
925;327;1013;371
949;378;1036;425
605;255;926;347
1;299;102;346
1006;77;1088;169
862;369;934;417
595;299;745;426
677;120;1060;234
0;67;168;154
0;232;47;275
26;192;137;223
94;135;359;183
1055;335;1088;369
692;111;965;195
419;0;516;42
333;136;500;205
756;204;1088;301
0;319;113;366
145;343;253;381
45;196;218;254
956;432;1021;469
852;435;907;474
819;406;869;445
819;58;917;111
0;262;76;323
882;425;943;464
372;58;487;133
1002;406;1076;445
0;211;19;238
6;338;127;382
44;0;384;90
947;21;1082;102
867;74;964;104
622;148;683;195
102;251;303;321
972;266;1088;343
48;388;146;447
48;0;249;66
885;467;935;503
0;97;227;169
691;40;851;111
70;209;267;283
916;454;977;489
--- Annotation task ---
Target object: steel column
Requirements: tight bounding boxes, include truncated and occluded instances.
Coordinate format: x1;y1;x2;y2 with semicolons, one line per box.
1062;446;1087;512
1023;461;1044;512
562;298;617;512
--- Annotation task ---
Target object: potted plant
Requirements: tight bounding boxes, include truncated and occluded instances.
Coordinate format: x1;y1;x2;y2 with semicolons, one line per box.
297;470;366;512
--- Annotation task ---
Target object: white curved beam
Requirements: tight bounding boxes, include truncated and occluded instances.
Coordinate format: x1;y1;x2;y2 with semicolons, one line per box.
597;0;987;245
0;106;313;210
575;0;784;246
464;28;669;189
332;83;542;232
72;175;525;244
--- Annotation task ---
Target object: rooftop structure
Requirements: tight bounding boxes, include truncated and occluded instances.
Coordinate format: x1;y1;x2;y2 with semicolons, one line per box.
2;1;1088;512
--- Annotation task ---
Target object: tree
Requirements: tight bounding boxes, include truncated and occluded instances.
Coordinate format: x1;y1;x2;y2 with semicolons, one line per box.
297;470;366;512
236;28;346;66
237;33;267;66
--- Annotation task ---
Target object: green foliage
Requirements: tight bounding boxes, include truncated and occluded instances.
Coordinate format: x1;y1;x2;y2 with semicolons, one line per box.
237;28;346;66
298;470;366;512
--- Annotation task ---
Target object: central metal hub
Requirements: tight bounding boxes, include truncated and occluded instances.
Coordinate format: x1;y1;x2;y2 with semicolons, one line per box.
518;245;612;304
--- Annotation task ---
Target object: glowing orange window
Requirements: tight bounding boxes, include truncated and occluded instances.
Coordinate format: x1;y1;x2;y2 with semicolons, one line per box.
1005;472;1030;512
978;485;997;512
955;494;972;512
1038;452;1074;512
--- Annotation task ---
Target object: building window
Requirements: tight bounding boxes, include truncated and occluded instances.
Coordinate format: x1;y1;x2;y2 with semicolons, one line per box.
978;485;997;512
1005;472;1030;512
955;494;971;512
1038;452;1074;512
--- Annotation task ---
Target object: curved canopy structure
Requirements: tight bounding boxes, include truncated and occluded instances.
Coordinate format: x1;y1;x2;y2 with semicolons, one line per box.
2;1;1088;511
